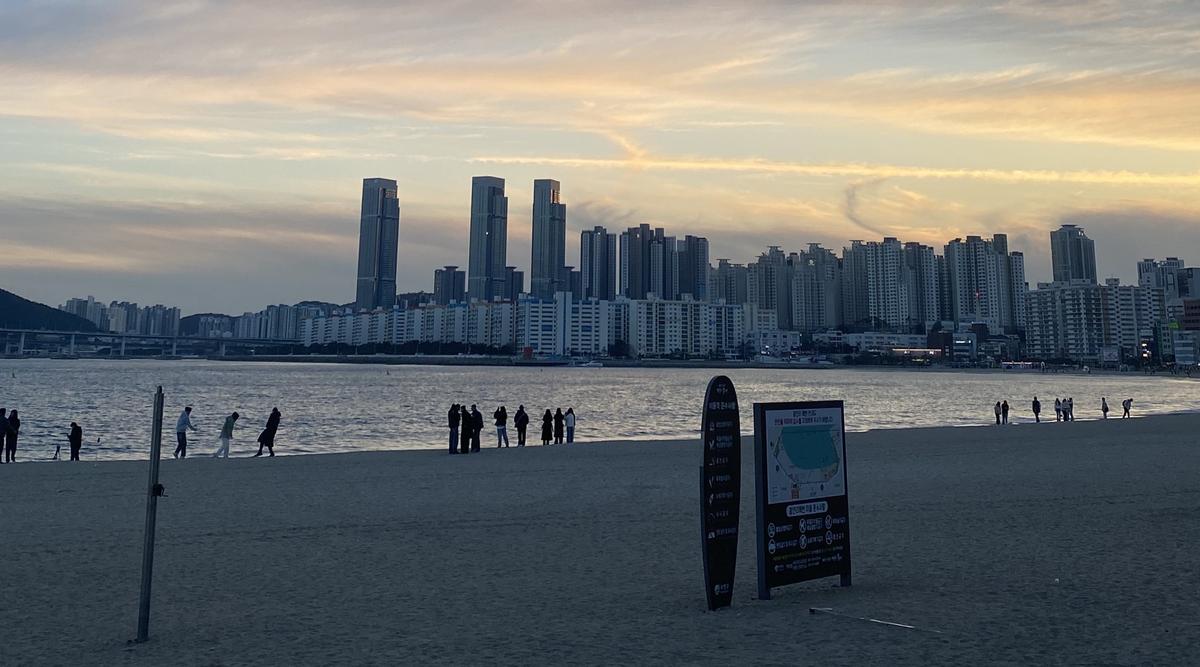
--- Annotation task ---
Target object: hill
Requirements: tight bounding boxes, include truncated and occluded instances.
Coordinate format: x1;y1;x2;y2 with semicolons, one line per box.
0;288;98;332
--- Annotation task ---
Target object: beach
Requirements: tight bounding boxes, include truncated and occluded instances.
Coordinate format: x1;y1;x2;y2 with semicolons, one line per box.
4;414;1199;664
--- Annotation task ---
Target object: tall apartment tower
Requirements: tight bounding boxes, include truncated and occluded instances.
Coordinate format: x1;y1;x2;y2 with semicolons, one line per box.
433;265;466;305
711;259;749;305
355;178;400;311
580;226;617;300
530;179;566;299
467;176;508;301
903;242;940;331
944;234;1027;333
1050;224;1097;284
747;246;794;329
678;235;710;301
792;243;842;332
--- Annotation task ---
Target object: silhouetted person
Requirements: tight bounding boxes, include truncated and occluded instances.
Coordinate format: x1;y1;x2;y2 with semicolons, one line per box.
1054;398;1062;422
255;408;281;457
494;406;509;448
514;406;529;447
565;408;576;443
1122;398;1132;418
541;410;553;445
5;409;20;462
994;401;1002;426
213;412;239;458
1101;397;1110;419
1001;400;1009;424
470;404;483;453
69;422;83;461
1067;397;1075;421
448;404;461;454
0;408;14;463
174;406;196;459
459;406;471;453
1032;396;1041;423
554;408;565;444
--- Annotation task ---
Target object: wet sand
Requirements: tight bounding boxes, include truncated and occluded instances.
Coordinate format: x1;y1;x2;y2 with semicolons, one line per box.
4;414;1199;664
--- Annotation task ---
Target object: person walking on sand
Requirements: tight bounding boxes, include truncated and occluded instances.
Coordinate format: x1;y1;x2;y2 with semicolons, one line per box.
1032;396;1041;423
68;422;83;461
554;408;565;444
565;408;576;443
174;406;196;459
1122;398;1132;418
494;406;510;448
213;412;239;458
994;401;1002;425
254;408;281;457
1054;398;1062;422
541;409;553;446
1001;400;1010;425
447;404;461;454
459;405;471;454
514;405;529;447
470;404;483;453
5;409;20;462
1101;397;1110;420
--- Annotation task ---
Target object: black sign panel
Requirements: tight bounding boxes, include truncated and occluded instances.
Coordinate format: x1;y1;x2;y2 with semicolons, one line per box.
754;401;851;599
700;375;741;611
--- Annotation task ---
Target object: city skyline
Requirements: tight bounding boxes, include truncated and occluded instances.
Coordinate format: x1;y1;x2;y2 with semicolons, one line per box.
3;2;1200;312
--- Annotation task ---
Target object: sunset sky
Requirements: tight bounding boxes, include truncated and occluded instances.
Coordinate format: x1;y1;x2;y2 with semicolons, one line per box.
2;1;1199;313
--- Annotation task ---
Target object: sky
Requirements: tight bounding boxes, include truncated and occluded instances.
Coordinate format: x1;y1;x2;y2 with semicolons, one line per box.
2;0;1199;314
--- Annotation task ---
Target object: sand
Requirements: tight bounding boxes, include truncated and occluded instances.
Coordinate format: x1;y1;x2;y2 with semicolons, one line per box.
3;414;1199;665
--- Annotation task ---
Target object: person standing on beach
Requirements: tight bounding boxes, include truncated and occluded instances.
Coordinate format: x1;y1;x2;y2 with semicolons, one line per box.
5;409;20;462
0;408;9;464
565;408;576;443
541;410;553;445
1054;398;1062;422
213;412;239;458
459;405;471;454
1122;398;1132;418
553;408;565;444
514;406;529;447
1032;397;1041;423
254;408;281;457
1101;397;1110;419
448;404;461;454
174;406;196;459
1067;397;1075;421
994;401;1002;425
1001;400;1010;425
470;405;483;453
68;422;83;461
494;406;510;448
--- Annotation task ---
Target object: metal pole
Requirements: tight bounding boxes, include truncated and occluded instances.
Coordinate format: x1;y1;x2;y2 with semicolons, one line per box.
136;386;165;643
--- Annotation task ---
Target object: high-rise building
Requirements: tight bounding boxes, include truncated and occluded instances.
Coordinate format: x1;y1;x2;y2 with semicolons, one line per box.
711;259;748;305
433;266;466;305
580;226;617;301
467;176;509;301
1050;224;1097;284
1025;279;1164;361
529;179;567;299
1137;257;1185;301
355;178;400;311
943;234;1027;333
620;224;677;300
502;266;525;302
747;246;794;330
792;244;842;332
678;235;710;301
903;242;940;331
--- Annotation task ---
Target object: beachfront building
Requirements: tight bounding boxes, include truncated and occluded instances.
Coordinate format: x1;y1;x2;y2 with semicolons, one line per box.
1050;224;1097;284
579;226;617;301
710;259;748;305
355;178;400;311
943;234;1027;334
1024;279;1165;362
467;176;509;301
627;297;744;358
791;243;842;333
747;246;794;330
529;179;567;299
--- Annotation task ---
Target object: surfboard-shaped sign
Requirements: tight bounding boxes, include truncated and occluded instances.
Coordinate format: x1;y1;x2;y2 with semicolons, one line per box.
700;375;741;610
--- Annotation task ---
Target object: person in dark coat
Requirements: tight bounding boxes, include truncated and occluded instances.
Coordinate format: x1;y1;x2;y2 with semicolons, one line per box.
541;410;553;445
470;405;483;453
553;408;565;444
1001;400;1010;425
448;404;461;454
460;406;472;454
5;409;20;462
514;406;529;447
254;407;281;457
0;408;9;464
1032;396;1041;423
494;406;509;448
69;422;83;461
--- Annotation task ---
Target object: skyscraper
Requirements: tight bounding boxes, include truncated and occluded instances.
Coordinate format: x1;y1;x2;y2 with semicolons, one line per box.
467;176;508;301
530;179;567;299
678;235;710;301
747;246;794;329
792;244;842;332
1050;224;1097;284
711;259;748;305
944;234;1027;333
355;178;400;311
433;265;466;305
580;225;617;300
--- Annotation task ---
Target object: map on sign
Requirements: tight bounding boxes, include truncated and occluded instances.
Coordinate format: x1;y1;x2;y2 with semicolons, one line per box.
764;406;844;504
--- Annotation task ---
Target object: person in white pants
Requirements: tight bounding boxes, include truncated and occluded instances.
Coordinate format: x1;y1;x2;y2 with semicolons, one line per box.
214;411;239;458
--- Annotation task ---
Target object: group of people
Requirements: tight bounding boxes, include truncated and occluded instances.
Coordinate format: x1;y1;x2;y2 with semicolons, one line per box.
173;406;282;459
0;408;24;463
447;404;577;454
1013;396;1135;424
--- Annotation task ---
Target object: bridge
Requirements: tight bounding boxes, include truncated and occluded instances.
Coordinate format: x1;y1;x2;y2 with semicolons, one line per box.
0;328;300;357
